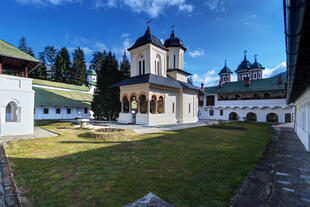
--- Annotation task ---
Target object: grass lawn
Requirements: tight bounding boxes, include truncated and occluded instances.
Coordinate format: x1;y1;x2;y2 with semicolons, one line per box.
5;122;273;207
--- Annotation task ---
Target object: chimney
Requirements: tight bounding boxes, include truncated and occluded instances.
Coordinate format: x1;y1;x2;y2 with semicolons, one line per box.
245;77;250;87
278;74;282;84
219;80;222;88
201;83;204;89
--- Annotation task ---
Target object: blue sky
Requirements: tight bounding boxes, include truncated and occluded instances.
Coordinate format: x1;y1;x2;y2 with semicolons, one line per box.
0;0;286;86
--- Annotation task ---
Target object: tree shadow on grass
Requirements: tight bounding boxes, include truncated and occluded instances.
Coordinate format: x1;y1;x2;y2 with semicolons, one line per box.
7;123;273;207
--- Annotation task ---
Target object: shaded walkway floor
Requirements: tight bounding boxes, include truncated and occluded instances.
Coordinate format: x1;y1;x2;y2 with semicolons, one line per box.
233;126;310;207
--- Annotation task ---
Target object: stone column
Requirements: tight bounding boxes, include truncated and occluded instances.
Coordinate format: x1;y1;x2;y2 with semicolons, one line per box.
25;66;28;78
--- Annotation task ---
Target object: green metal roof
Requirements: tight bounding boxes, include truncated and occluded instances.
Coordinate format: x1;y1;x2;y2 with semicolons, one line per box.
205;76;286;94
33;87;93;107
87;69;97;75
0;39;40;63
32;78;90;92
88;81;97;86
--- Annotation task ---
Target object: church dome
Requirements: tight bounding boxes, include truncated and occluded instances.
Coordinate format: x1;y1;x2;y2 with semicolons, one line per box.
128;26;167;51
218;62;233;75
164;30;187;51
249;56;265;70
87;69;96;75
235;53;252;72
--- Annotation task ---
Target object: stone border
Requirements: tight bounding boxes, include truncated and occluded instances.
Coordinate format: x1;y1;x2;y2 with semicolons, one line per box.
0;144;22;207
230;128;280;207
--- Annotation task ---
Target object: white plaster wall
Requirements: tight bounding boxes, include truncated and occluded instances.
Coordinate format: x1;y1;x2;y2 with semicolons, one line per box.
150;44;167;77
182;89;199;123
294;86;310;151
148;87;178;125
129;44;151;77
34;106;91;120
167;71;187;82
0;75;34;136
167;47;185;70
118;113;133;124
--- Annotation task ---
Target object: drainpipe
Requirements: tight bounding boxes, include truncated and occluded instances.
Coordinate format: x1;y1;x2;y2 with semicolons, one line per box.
284;0;307;103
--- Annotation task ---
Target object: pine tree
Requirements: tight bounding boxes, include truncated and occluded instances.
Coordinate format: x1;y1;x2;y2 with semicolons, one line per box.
72;47;86;85
29;52;48;79
91;51;121;120
119;51;130;80
89;51;104;74
54;47;71;83
43;46;57;79
18;36;35;57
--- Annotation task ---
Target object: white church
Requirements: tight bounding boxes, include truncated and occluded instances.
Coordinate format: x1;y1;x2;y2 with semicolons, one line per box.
199;53;293;123
113;26;200;125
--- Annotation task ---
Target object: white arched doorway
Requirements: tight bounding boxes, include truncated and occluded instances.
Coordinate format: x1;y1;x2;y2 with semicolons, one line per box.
5;101;19;122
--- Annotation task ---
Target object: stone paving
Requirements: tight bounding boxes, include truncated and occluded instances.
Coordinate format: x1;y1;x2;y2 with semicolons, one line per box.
0;127;58;144
232;126;310;207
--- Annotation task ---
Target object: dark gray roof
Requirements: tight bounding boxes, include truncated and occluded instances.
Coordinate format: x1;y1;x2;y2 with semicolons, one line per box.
235;55;252;72
164;30;187;51
110;73;200;90
218;63;233;75
249;57;265;70
205;76;286;94
167;68;192;76
128;27;168;51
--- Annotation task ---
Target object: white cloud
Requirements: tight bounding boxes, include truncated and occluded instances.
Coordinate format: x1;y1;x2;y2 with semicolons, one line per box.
205;0;226;12
95;41;107;51
188;49;204;58
121;33;130;38
263;62;286;78
16;0;80;6
192;69;219;86
112;35;132;56
68;47;93;55
94;0;193;17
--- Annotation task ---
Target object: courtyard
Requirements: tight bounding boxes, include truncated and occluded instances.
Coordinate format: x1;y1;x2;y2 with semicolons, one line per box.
5;122;273;207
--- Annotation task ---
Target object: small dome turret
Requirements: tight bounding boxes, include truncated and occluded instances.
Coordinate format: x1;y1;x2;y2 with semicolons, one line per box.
164;30;187;51
218;61;233;75
235;50;252;72
250;55;265;70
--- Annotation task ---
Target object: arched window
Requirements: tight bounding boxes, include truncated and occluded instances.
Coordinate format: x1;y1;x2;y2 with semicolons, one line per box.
138;55;145;75
5;101;19;122
229;112;238;121
122;96;129;113
246;112;257;122
253;94;261;99
264;93;271;99
130;95;138;112
173;54;176;68
155;54;161;75
266;113;278;123
150;95;157;114
139;95;147;114
285;113;291;123
157;96;164;114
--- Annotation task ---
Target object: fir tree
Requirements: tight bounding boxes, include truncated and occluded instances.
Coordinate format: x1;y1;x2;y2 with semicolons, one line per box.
43;46;57;79
54;47;71;83
89;51;104;74
72;47;86;85
29;52;48;79
119;51;130;80
91;51;120;120
18;36;35;57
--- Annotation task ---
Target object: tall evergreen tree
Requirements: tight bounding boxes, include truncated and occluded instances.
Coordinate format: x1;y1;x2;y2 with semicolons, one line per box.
72;47;87;85
89;51;104;74
91;51;120;120
53;47;71;83
119;51;130;80
29;52;48;79
18;36;35;57
43;46;57;79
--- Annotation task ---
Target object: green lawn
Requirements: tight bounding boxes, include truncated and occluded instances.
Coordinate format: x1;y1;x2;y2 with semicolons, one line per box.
5;122;273;207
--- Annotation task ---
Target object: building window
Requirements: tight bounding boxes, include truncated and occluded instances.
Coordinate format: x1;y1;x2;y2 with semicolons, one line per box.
6;101;19;122
254;73;257;79
44;108;49;114
67;108;71;114
150;95;157;114
172;102;175;113
209;110;214;116
139;94;147;114
220;109;223;116
206;96;215;106
223;76;226;82
143;60;145;74
167;55;169;68
139;61;141;75
84;108;88;114
174;54;176;68
258;72;261;79
189;103;191;113
157;96;164;114
122;96;129;113
56;108;61;114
